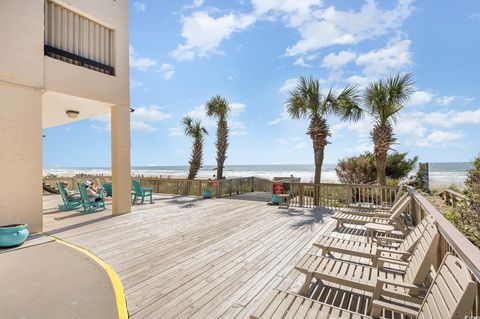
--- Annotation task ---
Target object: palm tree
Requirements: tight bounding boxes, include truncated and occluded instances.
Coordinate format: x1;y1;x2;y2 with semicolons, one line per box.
205;95;231;180
182;116;208;180
287;76;362;185
364;73;414;186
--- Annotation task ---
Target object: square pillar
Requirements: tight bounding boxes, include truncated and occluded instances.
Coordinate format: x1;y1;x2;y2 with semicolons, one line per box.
111;105;131;215
0;85;43;232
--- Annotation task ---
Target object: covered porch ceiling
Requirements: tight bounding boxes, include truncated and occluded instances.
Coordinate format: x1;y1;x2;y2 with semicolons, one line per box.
42;91;112;128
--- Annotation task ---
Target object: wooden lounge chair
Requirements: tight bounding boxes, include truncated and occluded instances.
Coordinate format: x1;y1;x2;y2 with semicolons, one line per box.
315;215;435;266
56;181;82;211
131;179;153;204
296;222;439;297
341;193;409;218
251;253;475;319
77;182;106;213
332;194;410;234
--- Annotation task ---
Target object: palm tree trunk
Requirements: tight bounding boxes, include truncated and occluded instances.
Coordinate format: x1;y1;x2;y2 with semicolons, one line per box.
371;123;395;186
216;118;228;180
309;116;330;206
375;152;387;186
314;146;324;184
188;137;203;180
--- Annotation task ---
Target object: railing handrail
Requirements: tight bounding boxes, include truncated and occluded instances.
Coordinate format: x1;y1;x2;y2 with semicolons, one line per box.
289;182;399;189
407;186;480;281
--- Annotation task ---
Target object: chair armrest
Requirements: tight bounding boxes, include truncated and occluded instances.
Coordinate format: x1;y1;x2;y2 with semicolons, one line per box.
376;257;409;269
376;247;411;257
377;236;403;245
371;300;418;318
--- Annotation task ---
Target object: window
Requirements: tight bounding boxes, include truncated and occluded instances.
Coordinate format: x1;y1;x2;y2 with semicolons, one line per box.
44;0;115;75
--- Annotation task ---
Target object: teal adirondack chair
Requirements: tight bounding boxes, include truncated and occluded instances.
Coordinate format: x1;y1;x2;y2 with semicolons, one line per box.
77;182;106;213
131;180;153;204
56;181;82;211
102;183;112;197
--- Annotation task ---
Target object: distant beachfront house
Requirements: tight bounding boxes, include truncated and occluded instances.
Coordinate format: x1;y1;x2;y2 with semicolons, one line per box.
0;0;132;232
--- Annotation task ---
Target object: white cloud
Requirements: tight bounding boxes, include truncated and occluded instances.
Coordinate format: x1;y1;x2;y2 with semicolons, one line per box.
158;63;176;80
132;105;172;122
130;78;144;89
278;136;308;149
251;0;322;27
268;105;290;125
168;127;183;137
322;50;357;70
131;121;157;133
230;120;247;136
436;96;455;106
279;78;297;93
417;130;464;147
171;12;255;61
355;39;412;77
183;0;204;10
408;90;433;107
285;0;414;56
133;1;146;13
470;13;480;19
129;45;157;71
230;103;246;116
418;109;480;128
293;57;311;68
130;105;172;133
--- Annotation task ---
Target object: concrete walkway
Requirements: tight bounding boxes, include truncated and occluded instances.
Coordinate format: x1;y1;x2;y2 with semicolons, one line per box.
0;237;118;319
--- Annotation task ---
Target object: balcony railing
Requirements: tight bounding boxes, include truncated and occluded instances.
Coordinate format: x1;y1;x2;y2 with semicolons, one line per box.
44;0;115;75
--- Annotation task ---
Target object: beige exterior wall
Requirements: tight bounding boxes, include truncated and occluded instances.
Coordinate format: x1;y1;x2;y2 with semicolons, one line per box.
0;85;43;232
0;0;131;232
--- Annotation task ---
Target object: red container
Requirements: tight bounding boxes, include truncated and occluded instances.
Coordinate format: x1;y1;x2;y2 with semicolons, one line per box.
273;183;284;195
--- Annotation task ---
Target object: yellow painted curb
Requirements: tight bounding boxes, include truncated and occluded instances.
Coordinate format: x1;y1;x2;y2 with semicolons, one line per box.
52;236;128;319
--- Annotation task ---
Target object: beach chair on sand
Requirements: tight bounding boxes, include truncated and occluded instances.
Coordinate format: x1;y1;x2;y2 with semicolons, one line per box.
315;215;435;266
77;182;106;213
131;180;153;204
56;181;82;211
296;222;439;298
332;194;410;235
251;253;475;319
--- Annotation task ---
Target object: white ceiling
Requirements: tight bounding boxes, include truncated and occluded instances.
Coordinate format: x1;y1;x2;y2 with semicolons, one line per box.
42;91;112;128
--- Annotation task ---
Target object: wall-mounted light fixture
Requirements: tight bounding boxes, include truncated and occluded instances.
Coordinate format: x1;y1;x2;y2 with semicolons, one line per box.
66;110;80;118
130;107;135;113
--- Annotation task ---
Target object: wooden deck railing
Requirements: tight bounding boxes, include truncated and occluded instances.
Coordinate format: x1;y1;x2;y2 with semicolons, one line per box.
44;176;270;198
287;182;400;208
440;189;467;207
406;186;480;315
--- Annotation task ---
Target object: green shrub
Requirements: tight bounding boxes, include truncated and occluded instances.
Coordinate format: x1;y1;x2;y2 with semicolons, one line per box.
335;151;417;184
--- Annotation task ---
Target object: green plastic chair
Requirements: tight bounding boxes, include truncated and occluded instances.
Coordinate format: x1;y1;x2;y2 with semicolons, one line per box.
102;183;112;197
56;181;82;211
77;182;106;213
131;180;153;204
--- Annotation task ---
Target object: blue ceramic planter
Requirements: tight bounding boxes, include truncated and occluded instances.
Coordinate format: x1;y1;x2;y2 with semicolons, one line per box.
0;224;29;248
203;190;212;198
272;195;281;204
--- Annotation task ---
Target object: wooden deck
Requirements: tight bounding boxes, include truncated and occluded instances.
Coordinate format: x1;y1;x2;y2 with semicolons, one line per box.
43;193;336;319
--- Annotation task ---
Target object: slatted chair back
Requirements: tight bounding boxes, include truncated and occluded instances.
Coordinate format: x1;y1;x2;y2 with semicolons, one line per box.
404;222;439;285
387;194;410;222
56;181;70;203
389;192;409;214
132;180;143;195
77;182;90;203
417;253;476;319
398;215;435;253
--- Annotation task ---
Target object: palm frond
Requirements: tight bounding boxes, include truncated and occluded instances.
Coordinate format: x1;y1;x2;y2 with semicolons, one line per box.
205;95;230;119
335;85;363;122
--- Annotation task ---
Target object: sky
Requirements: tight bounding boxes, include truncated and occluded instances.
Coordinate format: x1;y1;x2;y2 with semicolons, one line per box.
43;0;480;168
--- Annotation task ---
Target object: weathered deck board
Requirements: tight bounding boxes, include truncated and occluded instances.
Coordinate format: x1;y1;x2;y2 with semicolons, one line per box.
44;194;334;318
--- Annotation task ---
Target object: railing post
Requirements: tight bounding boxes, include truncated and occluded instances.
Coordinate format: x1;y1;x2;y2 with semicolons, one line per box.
299;184;304;207
251;177;254;192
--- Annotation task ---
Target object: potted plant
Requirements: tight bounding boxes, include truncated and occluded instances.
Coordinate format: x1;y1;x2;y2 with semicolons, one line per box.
0;224;29;248
203;189;213;198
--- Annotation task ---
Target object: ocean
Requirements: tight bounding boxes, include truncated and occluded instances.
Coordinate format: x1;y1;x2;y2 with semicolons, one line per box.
44;162;472;188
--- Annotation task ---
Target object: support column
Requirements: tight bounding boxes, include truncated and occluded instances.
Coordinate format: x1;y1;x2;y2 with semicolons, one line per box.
111;105;131;215
0;85;43;232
